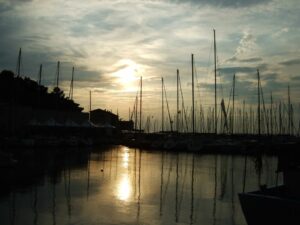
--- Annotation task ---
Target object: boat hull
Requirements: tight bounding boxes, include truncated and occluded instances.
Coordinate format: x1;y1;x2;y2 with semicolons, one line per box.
239;186;300;225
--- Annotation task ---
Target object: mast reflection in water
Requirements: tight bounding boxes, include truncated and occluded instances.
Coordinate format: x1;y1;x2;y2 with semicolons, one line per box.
0;145;281;225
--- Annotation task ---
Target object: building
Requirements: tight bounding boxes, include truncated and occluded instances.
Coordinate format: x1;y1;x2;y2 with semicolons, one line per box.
90;109;118;127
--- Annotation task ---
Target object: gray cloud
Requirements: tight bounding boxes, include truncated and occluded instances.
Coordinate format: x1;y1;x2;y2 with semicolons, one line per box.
170;0;271;8
0;2;12;13
279;58;300;66
239;57;263;63
218;66;258;75
227;56;263;63
291;75;300;82
261;72;279;81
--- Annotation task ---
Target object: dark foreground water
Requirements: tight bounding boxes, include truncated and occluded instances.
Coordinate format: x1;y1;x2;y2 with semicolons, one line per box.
0;145;281;225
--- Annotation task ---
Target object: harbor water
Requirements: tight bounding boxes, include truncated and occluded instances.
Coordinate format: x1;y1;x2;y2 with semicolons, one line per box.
0;145;281;225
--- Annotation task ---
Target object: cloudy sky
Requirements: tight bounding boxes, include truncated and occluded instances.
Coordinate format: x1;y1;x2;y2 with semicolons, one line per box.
0;0;299;122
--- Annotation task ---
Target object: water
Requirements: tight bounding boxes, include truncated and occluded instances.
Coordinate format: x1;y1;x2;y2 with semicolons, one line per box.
0;145;281;225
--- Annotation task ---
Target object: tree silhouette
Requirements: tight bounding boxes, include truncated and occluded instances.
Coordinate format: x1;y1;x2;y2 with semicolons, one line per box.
0;70;83;112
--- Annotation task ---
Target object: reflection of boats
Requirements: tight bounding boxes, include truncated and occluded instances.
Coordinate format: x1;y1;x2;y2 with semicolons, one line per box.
0;151;17;167
239;152;300;225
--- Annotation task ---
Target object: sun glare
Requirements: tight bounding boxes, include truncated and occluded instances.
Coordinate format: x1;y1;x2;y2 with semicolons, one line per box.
113;59;140;91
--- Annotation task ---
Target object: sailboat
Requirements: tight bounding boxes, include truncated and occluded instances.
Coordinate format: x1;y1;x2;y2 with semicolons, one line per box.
238;151;300;225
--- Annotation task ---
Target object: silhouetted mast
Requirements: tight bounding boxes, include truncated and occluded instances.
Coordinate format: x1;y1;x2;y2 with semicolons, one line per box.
270;92;273;135
89;90;91;122
38;64;42;86
243;100;245;134
69;67;74;100
288;85;291;135
257;69;261;136
177;69;179;133
191;54;195;134
56;61;60;88
232;74;236;134
162;77;164;132
140;76;142;133
214;29;217;134
135;95;138;132
279;101;282;134
16;48;21;77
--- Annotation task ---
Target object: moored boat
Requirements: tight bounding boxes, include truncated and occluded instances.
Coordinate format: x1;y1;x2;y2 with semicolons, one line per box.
239;185;300;225
239;151;300;225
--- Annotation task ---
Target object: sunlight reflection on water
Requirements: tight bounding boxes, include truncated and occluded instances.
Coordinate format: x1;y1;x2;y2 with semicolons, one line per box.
117;175;132;201
122;147;130;169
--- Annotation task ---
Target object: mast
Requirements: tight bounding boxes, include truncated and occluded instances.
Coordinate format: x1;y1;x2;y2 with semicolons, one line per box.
129;107;130;121
162;77;164;132
232;74;236;134
135;95;138;131
69;67;74;100
257;69;261;136
56;61;60;88
177;69;179;133
16;48;21;76
270;92;273;135
279;101;282;135
140;76;142;133
89;90;91;122
38;64;42;86
243;100;245;134
192;54;195;134
288;85;291;135
214;29;217;134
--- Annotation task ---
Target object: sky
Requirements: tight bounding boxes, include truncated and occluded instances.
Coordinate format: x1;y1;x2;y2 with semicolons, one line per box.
0;0;299;123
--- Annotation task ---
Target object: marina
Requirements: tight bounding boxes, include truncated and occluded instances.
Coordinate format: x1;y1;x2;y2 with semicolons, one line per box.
0;1;299;224
0;145;282;225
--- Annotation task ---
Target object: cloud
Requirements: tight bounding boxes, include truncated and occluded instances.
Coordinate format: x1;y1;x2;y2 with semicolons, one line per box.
236;31;258;56
218;66;262;75
0;0;299;117
261;72;279;81
273;27;289;37
170;0;271;8
279;58;300;66
290;75;300;82
226;56;263;63
224;31;261;65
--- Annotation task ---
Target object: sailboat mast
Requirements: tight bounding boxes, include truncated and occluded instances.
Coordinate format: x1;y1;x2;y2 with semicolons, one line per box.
243;100;245;134
135;95;138;131
69;66;74;100
162;77;164;132
192;54;195;134
140;76;142;133
288;85;291;135
270;92;273;135
56;61;60;88
89;90;91;122
129;107;130;121
214;29;217;134
16;48;21;77
257;69;261;136
38;64;42;86
232;74;236;134
177;69;179;133
279;101;282;134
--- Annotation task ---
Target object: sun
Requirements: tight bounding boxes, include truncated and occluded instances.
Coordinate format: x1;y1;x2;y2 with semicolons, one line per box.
113;59;140;91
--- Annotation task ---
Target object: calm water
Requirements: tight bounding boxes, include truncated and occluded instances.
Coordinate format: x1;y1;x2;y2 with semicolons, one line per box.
0;145;281;225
